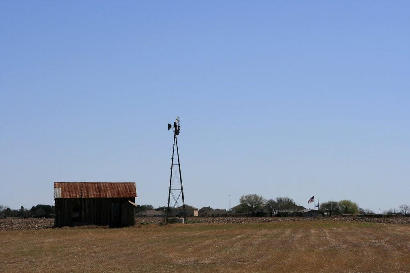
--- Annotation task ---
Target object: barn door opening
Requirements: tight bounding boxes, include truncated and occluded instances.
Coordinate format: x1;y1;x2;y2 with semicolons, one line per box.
111;202;121;227
71;199;81;225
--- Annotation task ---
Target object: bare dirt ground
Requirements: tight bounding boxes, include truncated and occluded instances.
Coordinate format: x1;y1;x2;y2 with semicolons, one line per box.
1;219;409;273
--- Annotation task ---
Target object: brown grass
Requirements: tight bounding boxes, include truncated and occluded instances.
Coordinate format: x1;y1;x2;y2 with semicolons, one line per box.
0;220;409;273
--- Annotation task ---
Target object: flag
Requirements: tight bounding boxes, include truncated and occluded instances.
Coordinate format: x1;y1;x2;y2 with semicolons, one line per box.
308;196;314;203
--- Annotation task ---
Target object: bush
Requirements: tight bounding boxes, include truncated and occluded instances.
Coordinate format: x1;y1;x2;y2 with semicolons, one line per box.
30;205;54;218
338;200;359;215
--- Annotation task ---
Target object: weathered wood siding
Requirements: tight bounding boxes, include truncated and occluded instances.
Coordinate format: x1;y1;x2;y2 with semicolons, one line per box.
55;198;135;227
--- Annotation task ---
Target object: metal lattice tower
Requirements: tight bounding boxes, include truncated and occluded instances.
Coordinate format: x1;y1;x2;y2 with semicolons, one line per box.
166;117;186;223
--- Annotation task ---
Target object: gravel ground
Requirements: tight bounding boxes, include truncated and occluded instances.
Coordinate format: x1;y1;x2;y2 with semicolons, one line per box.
1;216;408;231
187;216;410;225
0;218;54;231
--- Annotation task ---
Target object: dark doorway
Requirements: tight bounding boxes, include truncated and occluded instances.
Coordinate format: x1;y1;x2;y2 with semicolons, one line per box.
111;202;121;227
71;200;81;225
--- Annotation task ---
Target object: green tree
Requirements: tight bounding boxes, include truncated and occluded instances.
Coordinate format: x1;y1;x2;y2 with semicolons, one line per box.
199;206;213;217
264;199;278;216
231;203;248;214
319;201;340;216
19;206;27;218
30;204;55;218
275;197;297;212
239;194;265;216
0;205;6;218
338;200;359;215
135;204;154;214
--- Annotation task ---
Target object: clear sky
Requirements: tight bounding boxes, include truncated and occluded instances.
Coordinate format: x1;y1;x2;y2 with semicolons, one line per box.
1;1;409;211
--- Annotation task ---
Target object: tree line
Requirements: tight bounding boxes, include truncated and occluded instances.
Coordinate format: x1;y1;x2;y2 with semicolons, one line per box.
0;205;55;218
233;195;306;216
132;194;384;217
1;199;408;218
229;194;409;217
232;194;362;216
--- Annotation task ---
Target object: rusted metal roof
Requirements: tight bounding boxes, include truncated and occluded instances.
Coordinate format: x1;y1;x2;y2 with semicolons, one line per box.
54;182;136;199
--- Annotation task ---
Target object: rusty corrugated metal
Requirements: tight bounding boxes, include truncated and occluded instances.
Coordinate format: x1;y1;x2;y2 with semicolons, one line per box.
54;182;136;199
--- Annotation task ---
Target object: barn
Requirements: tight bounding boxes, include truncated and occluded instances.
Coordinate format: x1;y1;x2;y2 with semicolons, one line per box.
54;182;136;227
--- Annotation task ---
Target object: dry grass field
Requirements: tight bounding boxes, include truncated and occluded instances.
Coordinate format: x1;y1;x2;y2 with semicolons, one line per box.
0;220;409;273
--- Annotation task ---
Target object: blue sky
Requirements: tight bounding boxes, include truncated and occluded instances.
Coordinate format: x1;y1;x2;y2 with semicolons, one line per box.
1;1;409;211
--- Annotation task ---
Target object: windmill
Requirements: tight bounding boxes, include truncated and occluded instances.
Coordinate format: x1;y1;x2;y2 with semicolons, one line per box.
165;117;186;223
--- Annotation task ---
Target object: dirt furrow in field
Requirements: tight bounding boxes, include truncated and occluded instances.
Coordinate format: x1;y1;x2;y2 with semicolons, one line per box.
1;221;409;273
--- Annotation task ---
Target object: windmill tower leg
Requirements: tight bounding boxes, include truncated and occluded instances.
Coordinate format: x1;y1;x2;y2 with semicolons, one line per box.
165;135;176;223
175;136;186;222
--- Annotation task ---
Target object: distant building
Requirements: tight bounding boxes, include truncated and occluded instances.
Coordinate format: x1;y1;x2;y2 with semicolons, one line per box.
302;209;323;217
178;205;198;217
199;207;227;217
163;205;198;217
54;182;136;227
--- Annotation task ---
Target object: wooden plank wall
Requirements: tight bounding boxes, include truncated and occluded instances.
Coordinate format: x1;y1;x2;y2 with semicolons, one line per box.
55;198;135;227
